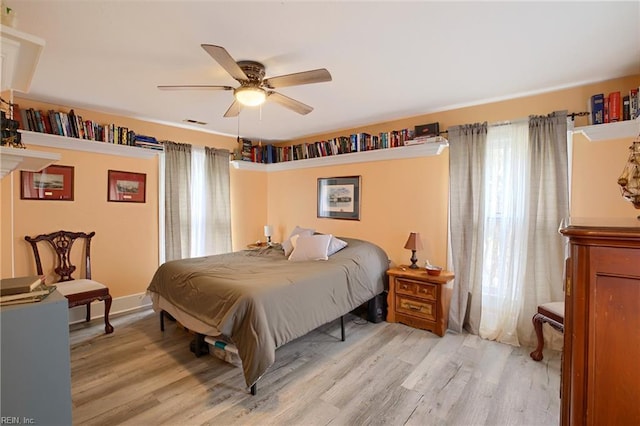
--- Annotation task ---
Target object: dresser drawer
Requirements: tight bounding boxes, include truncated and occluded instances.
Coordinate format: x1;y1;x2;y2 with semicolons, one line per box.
395;278;437;301
395;295;437;321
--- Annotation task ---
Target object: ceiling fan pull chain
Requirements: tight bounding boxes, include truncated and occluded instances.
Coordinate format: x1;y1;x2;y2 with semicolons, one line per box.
259;104;263;146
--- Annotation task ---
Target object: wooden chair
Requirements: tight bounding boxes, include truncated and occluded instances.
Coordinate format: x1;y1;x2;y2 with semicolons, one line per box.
529;301;564;361
25;230;113;334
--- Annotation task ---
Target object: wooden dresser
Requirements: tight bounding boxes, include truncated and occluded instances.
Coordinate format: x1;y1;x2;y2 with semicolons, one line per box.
559;218;640;426
386;266;454;336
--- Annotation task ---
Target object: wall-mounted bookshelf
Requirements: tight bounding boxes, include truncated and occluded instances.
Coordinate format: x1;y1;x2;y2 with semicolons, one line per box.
572;117;640;142
0;25;45;92
0;145;60;179
20;130;160;159
231;136;448;171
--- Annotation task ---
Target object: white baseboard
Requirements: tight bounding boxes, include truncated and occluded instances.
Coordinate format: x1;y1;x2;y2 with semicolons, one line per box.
68;292;152;325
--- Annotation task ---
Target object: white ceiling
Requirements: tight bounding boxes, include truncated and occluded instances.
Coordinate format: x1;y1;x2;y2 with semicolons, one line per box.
11;1;640;142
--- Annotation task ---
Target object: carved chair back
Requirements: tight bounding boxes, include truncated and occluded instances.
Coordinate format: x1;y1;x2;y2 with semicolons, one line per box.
25;230;95;283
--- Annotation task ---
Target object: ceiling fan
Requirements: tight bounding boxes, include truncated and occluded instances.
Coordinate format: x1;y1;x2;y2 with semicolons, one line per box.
158;44;332;118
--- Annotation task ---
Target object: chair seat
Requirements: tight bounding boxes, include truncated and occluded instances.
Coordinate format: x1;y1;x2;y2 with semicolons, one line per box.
538;301;564;326
55;279;107;296
539;301;564;318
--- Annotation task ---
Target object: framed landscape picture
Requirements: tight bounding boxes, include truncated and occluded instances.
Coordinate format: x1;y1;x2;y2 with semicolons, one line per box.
20;165;74;201
317;176;361;220
107;170;146;203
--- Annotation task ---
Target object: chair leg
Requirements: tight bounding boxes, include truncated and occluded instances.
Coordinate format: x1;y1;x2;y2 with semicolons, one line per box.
103;295;114;334
160;310;165;332
530;313;545;361
86;303;91;322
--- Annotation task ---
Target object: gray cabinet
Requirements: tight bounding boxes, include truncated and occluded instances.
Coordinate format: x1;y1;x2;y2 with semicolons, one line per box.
0;290;72;425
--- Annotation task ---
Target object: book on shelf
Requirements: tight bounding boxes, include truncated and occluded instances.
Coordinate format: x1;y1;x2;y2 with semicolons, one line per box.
623;96;630;121
33;109;44;132
415;122;439;138
12;103;24;130
0;275;44;296
241;138;253;161
608;92;621;122
630;88;639;120
19;107;28;131
590;93;604;125
134;140;163;150
0;283;56;306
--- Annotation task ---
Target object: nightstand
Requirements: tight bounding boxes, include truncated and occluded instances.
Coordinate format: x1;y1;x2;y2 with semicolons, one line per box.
386;266;455;336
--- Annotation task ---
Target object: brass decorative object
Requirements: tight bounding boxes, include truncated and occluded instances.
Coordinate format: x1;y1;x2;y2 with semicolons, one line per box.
617;134;640;218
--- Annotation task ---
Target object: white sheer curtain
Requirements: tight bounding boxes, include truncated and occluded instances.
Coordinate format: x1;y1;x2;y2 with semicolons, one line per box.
190;146;231;257
478;120;530;345
448;112;568;346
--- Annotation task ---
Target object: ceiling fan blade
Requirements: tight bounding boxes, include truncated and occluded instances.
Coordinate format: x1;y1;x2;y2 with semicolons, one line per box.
267;92;313;115
157;85;233;91
263;68;332;89
201;44;248;81
223;99;243;118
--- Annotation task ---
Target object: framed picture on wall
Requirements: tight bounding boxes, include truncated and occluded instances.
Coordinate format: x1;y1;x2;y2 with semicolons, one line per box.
107;170;146;203
20;165;74;201
317;175;361;220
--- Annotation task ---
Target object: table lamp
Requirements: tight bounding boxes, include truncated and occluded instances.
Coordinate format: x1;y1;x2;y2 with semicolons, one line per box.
264;225;273;245
404;232;423;269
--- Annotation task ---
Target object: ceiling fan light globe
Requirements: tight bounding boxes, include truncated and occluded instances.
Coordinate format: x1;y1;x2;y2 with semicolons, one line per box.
234;87;266;107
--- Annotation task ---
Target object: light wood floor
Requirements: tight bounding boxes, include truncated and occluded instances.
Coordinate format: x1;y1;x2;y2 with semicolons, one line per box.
69;308;561;426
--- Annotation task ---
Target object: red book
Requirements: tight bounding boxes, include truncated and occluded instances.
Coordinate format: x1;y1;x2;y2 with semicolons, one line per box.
609;91;621;122
12;103;23;130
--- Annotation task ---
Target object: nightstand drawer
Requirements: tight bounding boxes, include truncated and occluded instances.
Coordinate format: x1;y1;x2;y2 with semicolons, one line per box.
396;295;436;321
396;278;437;301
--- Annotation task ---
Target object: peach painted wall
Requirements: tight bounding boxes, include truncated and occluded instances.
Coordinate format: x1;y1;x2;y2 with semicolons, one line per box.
571;134;637;218
266;157;449;269
1;97;267;298
270;75;640;267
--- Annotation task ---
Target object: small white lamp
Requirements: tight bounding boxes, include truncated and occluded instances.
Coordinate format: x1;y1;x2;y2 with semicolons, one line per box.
264;225;273;245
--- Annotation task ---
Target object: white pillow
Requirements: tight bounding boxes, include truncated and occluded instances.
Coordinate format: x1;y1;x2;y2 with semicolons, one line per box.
288;234;332;261
327;236;348;256
288;225;315;239
282;226;315;256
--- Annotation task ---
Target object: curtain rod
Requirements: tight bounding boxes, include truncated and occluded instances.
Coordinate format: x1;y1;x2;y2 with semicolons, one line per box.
438;111;589;135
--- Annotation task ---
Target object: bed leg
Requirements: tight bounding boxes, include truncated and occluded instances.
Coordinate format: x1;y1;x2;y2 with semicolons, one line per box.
194;333;207;357
341;315;345;341
160;310;165;332
250;383;257;396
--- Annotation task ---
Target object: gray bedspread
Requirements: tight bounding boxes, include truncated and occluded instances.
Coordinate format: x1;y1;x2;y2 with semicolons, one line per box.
147;237;389;387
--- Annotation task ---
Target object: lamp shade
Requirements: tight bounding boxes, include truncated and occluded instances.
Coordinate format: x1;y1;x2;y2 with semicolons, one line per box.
235;86;266;107
264;225;273;237
404;232;423;251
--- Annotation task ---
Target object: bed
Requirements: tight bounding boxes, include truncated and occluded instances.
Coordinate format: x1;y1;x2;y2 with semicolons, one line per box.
146;236;389;392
